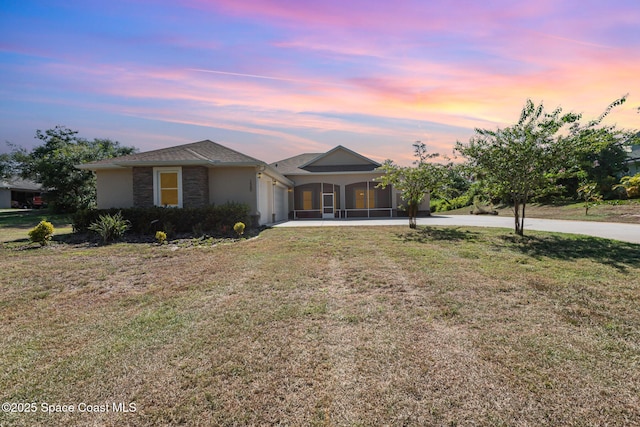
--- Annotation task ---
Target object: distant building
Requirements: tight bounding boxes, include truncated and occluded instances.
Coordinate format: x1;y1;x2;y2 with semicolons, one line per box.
0;177;43;209
624;144;640;176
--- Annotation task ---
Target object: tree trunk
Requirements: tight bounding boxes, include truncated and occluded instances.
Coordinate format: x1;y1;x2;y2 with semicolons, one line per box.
512;197;527;236
520;201;526;236
513;200;522;236
408;202;417;229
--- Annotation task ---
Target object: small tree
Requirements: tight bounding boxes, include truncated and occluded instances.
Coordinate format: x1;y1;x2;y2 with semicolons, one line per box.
577;182;602;215
376;142;445;228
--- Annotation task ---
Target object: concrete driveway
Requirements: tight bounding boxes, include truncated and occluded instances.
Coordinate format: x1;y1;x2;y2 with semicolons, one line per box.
274;215;640;244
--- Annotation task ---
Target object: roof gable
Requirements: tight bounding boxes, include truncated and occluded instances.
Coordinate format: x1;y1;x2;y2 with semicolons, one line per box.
301;145;380;169
271;146;382;175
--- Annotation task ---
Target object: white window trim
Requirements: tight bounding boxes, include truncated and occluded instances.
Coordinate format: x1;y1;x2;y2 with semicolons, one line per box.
153;167;183;208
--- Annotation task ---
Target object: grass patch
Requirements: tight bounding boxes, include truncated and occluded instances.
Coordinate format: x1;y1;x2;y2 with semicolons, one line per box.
0;209;73;243
1;226;639;425
447;200;640;224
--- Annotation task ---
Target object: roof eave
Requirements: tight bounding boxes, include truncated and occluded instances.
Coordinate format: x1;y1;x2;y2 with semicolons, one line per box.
283;169;385;177
77;160;295;186
76;163;125;170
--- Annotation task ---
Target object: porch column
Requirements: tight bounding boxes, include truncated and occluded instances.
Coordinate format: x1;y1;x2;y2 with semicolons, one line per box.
339;184;346;219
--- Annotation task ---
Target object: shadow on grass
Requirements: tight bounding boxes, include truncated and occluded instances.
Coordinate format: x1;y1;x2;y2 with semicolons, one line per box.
497;234;640;271
0;209;71;229
399;226;481;243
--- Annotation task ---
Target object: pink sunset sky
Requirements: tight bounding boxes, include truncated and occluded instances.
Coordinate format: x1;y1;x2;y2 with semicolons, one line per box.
1;0;639;164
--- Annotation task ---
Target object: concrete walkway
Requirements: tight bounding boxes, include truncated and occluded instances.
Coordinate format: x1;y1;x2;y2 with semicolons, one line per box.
274;215;640;244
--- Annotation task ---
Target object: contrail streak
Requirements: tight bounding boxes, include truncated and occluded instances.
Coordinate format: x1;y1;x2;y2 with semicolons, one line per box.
187;68;347;87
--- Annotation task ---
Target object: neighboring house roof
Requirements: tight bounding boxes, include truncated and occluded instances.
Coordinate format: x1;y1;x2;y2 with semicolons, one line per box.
0;177;42;192
271;145;381;175
624;144;640;164
77;139;293;185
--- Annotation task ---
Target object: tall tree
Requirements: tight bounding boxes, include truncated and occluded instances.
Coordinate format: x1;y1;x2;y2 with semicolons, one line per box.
12;126;136;212
456;100;581;235
377;142;445;228
456;96;630;235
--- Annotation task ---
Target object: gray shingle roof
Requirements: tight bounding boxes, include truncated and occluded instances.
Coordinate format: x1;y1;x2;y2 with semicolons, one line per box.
80;140;262;169
270;153;323;175
626;145;640;162
0;177;42;191
270;146;381;175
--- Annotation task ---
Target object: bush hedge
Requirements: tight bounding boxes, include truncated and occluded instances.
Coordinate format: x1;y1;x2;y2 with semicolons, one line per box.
430;194;473;212
73;202;252;236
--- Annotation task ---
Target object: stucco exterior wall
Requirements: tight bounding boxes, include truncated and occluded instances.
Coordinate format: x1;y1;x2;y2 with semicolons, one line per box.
310;150;373;166
209;167;257;212
96;169;134;209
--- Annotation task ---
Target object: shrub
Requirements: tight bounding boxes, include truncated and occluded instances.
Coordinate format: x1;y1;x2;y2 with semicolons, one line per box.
577;182;603;215
72;203;252;236
163;221;175;238
471;196;497;215
614;173;640;199
28;220;55;246
88;211;131;243
155;231;167;244
192;222;205;238
430;194;473;212
233;222;245;237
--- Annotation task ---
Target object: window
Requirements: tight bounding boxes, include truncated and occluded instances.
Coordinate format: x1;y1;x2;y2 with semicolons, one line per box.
368;189;376;208
302;190;313;210
295;183;321;211
153;167;182;207
355;189;366;209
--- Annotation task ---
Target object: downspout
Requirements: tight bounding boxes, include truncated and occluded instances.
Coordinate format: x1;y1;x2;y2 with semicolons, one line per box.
272;179;276;224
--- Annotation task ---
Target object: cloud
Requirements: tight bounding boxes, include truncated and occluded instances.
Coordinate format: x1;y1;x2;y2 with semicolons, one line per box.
3;0;639;163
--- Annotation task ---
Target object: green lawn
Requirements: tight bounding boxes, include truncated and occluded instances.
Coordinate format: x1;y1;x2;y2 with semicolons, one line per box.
0;209;73;243
1;226;639;426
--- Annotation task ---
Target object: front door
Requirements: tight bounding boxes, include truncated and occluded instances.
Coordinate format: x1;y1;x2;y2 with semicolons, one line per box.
322;193;334;219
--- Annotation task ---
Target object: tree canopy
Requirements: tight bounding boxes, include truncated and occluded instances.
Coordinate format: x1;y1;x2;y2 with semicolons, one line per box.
376;142;446;228
456;96;632;235
7;126;136;212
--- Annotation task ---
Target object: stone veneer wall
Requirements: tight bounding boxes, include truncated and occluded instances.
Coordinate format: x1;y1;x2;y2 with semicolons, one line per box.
182;166;209;207
132;167;154;208
132;166;209;208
